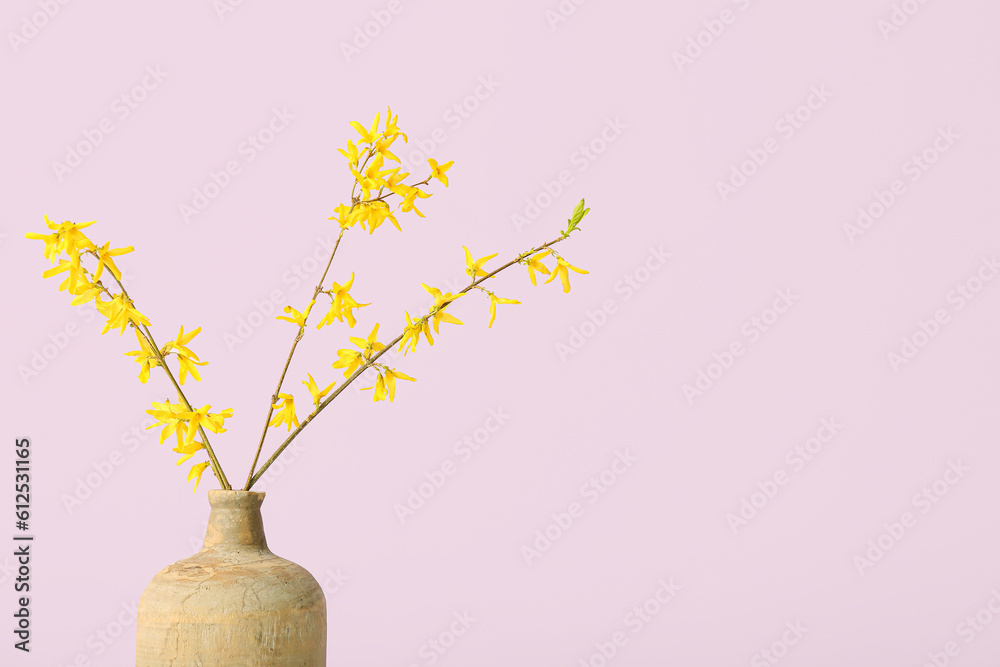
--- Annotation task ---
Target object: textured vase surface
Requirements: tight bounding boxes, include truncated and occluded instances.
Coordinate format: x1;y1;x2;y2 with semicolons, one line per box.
136;489;327;666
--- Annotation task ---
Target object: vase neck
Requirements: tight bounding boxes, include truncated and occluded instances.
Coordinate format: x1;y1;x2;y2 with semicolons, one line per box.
202;490;268;549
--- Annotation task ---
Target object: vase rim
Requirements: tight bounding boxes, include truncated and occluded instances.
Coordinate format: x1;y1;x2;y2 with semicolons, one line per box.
207;489;266;508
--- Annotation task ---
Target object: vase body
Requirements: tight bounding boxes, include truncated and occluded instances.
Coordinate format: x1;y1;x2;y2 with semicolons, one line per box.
136;490;326;666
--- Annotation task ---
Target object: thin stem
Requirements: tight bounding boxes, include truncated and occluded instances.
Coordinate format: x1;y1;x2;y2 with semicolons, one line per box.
245;233;570;490
243;227;347;489
244;161;430;488
90;254;231;490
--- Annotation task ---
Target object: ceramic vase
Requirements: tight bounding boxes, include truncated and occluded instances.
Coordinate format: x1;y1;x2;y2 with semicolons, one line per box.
135;489;326;665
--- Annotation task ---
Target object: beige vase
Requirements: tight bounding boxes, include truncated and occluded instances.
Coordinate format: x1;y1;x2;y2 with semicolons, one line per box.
135;489;327;666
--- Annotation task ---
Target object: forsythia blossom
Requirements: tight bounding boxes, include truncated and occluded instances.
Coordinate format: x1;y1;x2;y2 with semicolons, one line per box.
463;246;498;278
276;301;315;327
317;273;369;329
97;293;150;335
303;373;336;407
544;256;589;293
398;311;433;355
484;290;520;328
269;394;299;431
26;113;591;496
524;250;552;286
161;325;208;385
428;158;453;187
362;366;415;402
332;323;384;378
187;462;211;493
124;328;161;383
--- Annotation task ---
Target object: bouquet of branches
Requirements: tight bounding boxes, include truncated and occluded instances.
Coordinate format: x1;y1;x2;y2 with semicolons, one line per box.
26;107;591;494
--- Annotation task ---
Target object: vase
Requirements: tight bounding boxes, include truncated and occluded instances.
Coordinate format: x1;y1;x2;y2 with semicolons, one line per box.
135;489;327;666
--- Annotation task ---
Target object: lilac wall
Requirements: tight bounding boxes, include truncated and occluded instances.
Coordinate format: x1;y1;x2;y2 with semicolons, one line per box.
4;1;1000;665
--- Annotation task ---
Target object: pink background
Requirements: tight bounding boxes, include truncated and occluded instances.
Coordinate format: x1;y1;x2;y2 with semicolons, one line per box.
4;0;1000;665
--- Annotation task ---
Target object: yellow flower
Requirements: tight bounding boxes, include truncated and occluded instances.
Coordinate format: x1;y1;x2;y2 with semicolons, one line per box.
337;139;360;167
427;158;454;187
178;404;233;443
41;255;87;295
332;348;364;379
24;218;62;261
69;280;104;306
486;292;521;328
276;300;315;327
384;106;408;143
544;256;589;293
317;273;369;329
97;293;150;335
25;215;96;262
93;241;134;282
328;203;357;229
525;250;552;286
269;393;299;431
398;311;432;355
352;154;395;199
399;190;427;218
173;440;204;465
356;201;400;234
302;373;336;406
333;323;383;378
186;461;211;493
375;134;400;162
350;112;381;144
145;399;190;446
361;369;388;402
421;283;464;333
385;168;410;193
349;322;384;360
161;325;208;384
387;179;415;200
123;328;160;383
383;368;415;402
463;246;498;279
361;367;415;402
